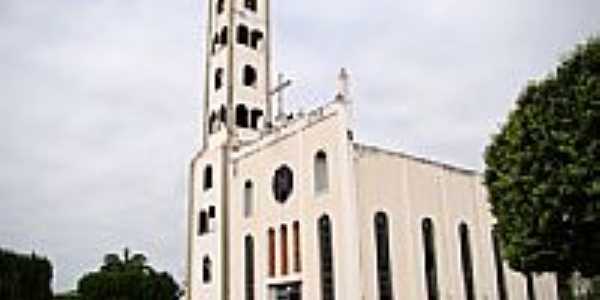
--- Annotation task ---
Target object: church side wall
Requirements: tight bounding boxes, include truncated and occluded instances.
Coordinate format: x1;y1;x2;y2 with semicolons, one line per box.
353;147;558;300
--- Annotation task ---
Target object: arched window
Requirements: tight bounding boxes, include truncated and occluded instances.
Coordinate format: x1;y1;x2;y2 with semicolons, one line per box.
314;150;329;195
236;104;249;128
491;229;507;300
245;235;255;300
268;228;276;277
203;256;212;283
250;30;264;49
459;223;475;300
422;218;439;300
203;165;213;190
244;180;253;217
526;273;536;300
374;212;394;300
216;0;225;14
237;25;249;45
215;68;224;90
293;221;301;272
281;224;288;275
243;65;257;87
318;214;335;300
244;0;257;12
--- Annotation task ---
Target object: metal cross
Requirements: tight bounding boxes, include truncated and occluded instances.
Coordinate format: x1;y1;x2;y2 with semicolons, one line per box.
269;73;292;119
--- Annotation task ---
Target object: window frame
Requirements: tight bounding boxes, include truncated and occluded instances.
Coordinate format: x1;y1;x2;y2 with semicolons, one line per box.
245;235;255;300
374;212;394;300
293;221;301;272
458;222;475;300
314;150;329;196
244;180;253;218
268;228;276;277
244;0;257;12
237;24;250;46
318;214;335;300
203;165;213;191
216;0;225;14
422;218;439;300
202;256;212;284
243;65;258;87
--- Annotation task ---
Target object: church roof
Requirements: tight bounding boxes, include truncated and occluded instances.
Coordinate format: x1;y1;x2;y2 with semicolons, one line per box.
353;143;480;176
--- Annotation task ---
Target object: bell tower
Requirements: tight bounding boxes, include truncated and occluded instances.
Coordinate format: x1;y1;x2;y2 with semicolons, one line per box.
189;1;272;300
203;0;272;149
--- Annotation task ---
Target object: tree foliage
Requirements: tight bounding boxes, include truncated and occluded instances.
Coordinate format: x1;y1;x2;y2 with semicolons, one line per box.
77;249;181;300
0;248;53;300
53;290;80;300
484;38;600;277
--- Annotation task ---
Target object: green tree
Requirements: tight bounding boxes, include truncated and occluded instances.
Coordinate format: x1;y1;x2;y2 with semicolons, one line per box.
484;37;600;279
0;248;53;300
77;248;181;300
53;290;80;300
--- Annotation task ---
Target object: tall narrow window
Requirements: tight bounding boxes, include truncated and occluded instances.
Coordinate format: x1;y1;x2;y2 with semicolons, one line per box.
219;105;227;123
374;212;394;300
244;0;257;12
250;30;264;49
492;229;508;300
293;221;301;272
281;224;288;275
199;211;208;235
459;223;475;300
216;0;225;14
237;25;249;45
203;256;212;283
215;68;224;90
236;104;249;128
268;228;275;277
314;150;329;195
203;165;213;190
244;180;253;217
422;218;439;300
220;27;228;45
245;235;255;300
250;109;263;129
243;65;257;87
526;273;536;300
209;112;217;134
318;215;335;300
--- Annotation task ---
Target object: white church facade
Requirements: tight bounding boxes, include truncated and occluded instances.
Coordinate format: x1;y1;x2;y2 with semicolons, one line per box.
185;1;558;300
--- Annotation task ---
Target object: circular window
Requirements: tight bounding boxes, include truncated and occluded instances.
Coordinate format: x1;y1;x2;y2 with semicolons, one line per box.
272;165;293;203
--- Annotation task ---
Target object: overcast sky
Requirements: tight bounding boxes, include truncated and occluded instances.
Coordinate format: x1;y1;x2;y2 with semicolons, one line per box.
1;0;599;293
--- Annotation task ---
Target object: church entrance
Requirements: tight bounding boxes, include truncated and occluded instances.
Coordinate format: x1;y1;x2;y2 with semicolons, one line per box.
268;282;302;300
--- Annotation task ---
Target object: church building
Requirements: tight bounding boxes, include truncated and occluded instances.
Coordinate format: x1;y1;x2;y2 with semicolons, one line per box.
186;1;558;299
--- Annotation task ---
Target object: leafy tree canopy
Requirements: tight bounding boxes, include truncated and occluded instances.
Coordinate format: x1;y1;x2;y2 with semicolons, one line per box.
484;37;600;277
0;248;53;300
77;248;181;300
